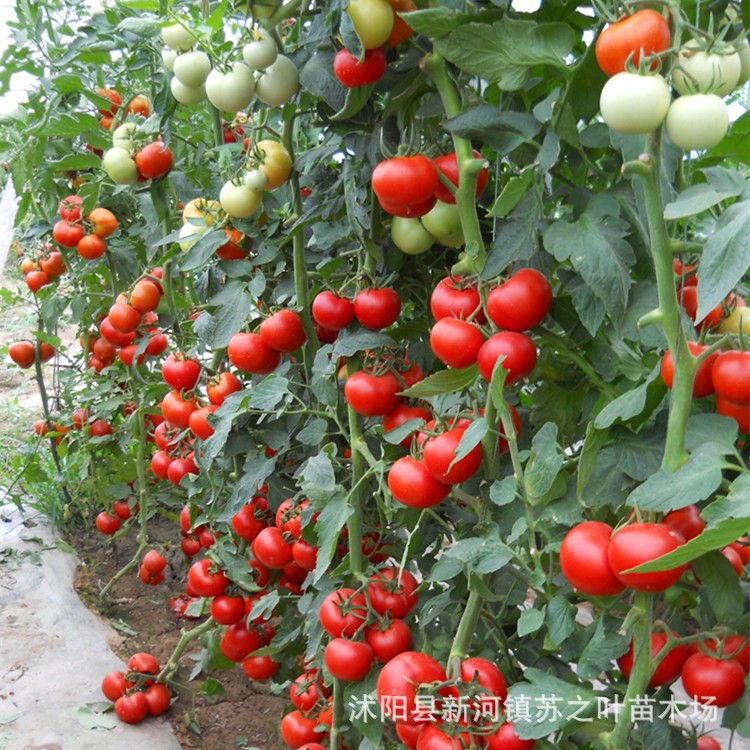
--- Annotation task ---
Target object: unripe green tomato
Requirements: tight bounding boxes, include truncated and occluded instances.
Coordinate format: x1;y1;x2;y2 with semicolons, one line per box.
103;148;138;184
205;63;256;113
736;39;750;85
391;216;435;255
672;41;742;96
170;77;207;105
254;55;299;106
600;72;671;134
666;94;728;151
112;122;137;152
173;50;212;88
242;34;278;70
220;181;263;219
162;47;178;71
346;0;394;50
179;222;209;252
162;23;194;52
420;200;464;247
244;168;268;191
718;305;750;335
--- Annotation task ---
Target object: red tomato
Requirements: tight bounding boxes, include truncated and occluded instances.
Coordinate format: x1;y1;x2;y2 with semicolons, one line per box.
423;426;483;484
150;450;173;479
559;521;625;596
101;670;128;701
595;9;671;77
189;405;218;440
380;194;437;218
242;654;280;680
135;141;173;179
142;549;167;573
430;318;484;369
677;285;725;330
97;87;121;115
100;317;135;346
108;301;142;333
711;350;750;404
210;595;246;625
290;670;326;711
365;619;413;663
486;721;535;749
58;194;83;221
681;653;746;707
187;558;229;597
162;353;201;391
388;456;452;508
376;651;451;724
220;622;263;662
689;635;750;673
280;710;326;748
617;630;689;687
207;371;243;405
52;219;85;248
114;692;148;724
259;309;307;353
292;539;318;570
372;155;439;209
231;497;270;541
161;390;198;428
227;332;280;374
311;291;355;330
333;47;387;88
383;404;432;447
397;723;423;748
695;738;722;750
721;545;744;576
477;332;537;385
325;638;374;681
368;567;419;618
319;588;367;638
430;276;485;322
144;682;171;716
486;269;552;332
416;723;481;749
127;652;159;683
663;504;706;541
95;511;121;535
354;287;401;329
607;523;687;592
344;370;401;416
251;526;293;569
461;656;508;705
432;149;489;204
659;342;718;398
715;397;750;434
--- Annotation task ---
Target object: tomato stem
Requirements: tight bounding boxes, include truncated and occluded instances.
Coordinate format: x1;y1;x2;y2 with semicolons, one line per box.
157;616;215;683
329;676;345;750
346;395;366;579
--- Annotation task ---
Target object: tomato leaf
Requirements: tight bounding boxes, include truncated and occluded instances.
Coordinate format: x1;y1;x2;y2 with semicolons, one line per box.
577;423;608;499
701;473;750;525
594;364;663;430
399;8;474;38
482;197;541;278
200;391;249;469
545;596;576;646
399;365;478;398
435;19;576;91
444;107;542;154
487;171;535;219
517;607;545;637
332;331;396;358
693;552;746;628
626;441;729;513
297;418;329;446
664;173;745;220
685;413;740;452
490;476;518;506
431;529;514;580
525;423;564;501
297;450;336;504
381;417;426;446
76;705;117;730
576;617;630;682
311;492;352;584
248;375;291;414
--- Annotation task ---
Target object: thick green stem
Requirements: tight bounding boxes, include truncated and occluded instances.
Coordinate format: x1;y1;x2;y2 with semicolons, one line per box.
346;398;366;579
447;587;484;679
609;592;652;749
421;51;486;275
329;677;345;750
157;617;215;682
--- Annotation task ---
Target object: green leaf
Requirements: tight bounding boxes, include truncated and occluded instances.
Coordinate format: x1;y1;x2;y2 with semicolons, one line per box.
332;331;396;358
577;618;630;681
487;171;534;219
594;366;662;430
312;492;353;584
702;473;750;525
228;454;277;512
400;365;478;398
482;198;541;277
508;668;597;740
625;517;750;572
297;418;329;446
399;8;473;37
685;413;740;452
76;705;117;730
435;19;576;91
208;291;255;349
693;552;746;627
544;203;635;319
664;179;744;220
444;107;542;154
696;201;750;322
625;442;729;513
248;375;290;413
200;391;247;469
298;450;336;504
117;15;161;34
50;153;101;171
450;418;487;468
546;596;576;646
438;530;514;576
517;606;545;637
490;476;518;506
382;417;426;446
577;423;609;499
525;422;564;500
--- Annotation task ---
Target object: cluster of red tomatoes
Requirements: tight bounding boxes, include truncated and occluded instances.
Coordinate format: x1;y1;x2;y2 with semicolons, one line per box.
8;339;55;369
100;651;171;724
88;270;168;371
561;517;749;709
95;497;135;536
372;150;488;219
18;242;66;294
332;0;414;88
51;195;118;261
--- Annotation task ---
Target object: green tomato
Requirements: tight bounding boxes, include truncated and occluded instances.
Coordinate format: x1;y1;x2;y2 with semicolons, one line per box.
666;94;728;151
391;216;435;255
346;0;394;51
112;122;137;151
254;55;299;106
244;168;268;191
420;200;464;247
672;40;741;97
718;305;750;335
178;221;209;252
600;72;670;134
205;63;256;113
162;23;194;52
162;47;178;72
173;50;212;88
219;181;263;219
170;77;206;105
242;33;278;70
103;148;138;184
734;39;750;86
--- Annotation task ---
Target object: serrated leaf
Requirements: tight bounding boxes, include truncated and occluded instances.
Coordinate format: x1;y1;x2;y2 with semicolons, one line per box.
664;180;744;220
382;417;426;445
625;517;750;572
248;375;290;413
594;366;662;430
701;473;750;525
685;413;740;452
435;19;575;91
693;552;746;627
441;532;514;576
696;201;750;322
490;476;518;506
297;418;329;446
312;493;352;584
487;172;534;219
577;618;630;681
525;422;564;500
546;596;575;646
444;107;542;154
200;391;248;469
577;423;609;499
448;418;487;471
400;365;478;398
50;153;101;171
298;451;336;504
332;331;396;358
399;7;473;37
76;705;117;730
544;205;634;319
625;442;729;513
517;607;545;637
